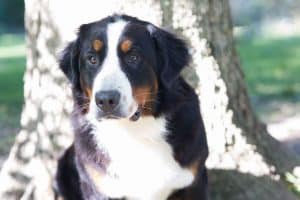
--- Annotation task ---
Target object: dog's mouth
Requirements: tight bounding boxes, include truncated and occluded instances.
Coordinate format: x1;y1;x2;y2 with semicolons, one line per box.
129;108;141;122
95;107;141;122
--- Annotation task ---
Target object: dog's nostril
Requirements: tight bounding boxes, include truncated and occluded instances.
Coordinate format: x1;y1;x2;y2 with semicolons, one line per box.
99;100;104;105
108;99;114;105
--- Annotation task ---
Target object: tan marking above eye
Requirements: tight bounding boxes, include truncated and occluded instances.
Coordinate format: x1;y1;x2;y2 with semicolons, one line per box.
93;39;103;52
120;39;132;53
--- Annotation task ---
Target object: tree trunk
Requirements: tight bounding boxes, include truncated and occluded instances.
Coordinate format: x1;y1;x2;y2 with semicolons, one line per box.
168;0;300;199
0;0;299;199
0;0;161;199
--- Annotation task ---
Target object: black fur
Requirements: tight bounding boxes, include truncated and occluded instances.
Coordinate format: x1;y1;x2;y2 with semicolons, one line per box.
59;39;80;85
56;14;208;200
55;145;83;200
150;27;190;88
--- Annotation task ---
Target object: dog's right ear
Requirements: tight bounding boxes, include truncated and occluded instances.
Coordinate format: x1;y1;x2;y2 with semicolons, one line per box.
147;24;190;88
59;38;80;86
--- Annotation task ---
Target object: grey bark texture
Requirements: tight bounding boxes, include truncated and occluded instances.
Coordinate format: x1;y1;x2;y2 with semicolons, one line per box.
168;1;300;199
0;0;299;199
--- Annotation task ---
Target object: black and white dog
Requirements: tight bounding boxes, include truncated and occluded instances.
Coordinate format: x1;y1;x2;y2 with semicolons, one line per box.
56;14;208;200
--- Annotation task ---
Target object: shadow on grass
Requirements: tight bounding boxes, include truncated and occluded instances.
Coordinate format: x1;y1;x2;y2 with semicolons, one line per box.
209;169;299;200
0;55;25;158
0;56;25;113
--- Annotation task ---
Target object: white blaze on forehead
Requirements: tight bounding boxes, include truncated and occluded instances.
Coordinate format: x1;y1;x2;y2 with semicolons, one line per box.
95;20;128;87
89;20;138;118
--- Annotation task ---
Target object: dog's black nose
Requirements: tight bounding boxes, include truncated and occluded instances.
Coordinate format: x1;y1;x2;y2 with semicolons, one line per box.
95;90;121;112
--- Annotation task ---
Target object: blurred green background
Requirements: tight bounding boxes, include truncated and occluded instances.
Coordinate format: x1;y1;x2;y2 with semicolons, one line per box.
0;0;300;160
0;0;25;155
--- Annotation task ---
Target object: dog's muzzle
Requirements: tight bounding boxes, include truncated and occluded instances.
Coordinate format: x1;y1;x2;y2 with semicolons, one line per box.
95;90;122;118
94;90;141;121
95;90;120;113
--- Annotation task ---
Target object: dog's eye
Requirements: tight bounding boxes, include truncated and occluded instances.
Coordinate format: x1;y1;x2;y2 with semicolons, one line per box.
88;55;97;65
125;53;140;65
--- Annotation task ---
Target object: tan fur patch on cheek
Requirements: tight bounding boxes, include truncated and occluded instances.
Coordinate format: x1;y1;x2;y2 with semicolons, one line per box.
82;87;93;113
120;39;132;53
93;39;103;52
132;86;151;106
79;77;93;113
188;160;200;177
132;86;157;115
85;87;93;99
79;75;91;97
80;78;93;100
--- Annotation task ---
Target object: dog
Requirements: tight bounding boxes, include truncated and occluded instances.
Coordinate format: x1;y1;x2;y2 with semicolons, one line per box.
55;14;208;200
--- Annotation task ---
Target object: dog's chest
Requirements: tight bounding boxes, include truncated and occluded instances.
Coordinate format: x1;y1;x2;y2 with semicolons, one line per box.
89;117;194;200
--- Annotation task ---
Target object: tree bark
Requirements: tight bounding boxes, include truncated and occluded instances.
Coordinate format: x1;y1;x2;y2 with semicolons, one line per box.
0;0;299;199
0;0;161;199
168;0;300;199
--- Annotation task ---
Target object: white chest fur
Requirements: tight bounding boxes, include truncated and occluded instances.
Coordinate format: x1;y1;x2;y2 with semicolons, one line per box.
90;116;194;200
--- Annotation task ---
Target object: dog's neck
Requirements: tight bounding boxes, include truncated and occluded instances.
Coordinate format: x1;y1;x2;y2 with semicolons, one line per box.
74;115;194;199
73;115;167;169
93;116;167;140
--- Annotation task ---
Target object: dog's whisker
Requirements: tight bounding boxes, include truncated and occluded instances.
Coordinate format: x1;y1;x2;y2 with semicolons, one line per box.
141;106;153;111
143;99;160;104
74;93;91;101
133;91;160;98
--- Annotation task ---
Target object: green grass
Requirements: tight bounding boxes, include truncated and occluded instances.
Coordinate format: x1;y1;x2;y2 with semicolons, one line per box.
0;33;25;127
237;36;300;99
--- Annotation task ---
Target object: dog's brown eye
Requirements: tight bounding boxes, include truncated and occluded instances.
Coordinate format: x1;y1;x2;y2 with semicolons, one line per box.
88;56;97;65
130;55;138;62
126;54;140;65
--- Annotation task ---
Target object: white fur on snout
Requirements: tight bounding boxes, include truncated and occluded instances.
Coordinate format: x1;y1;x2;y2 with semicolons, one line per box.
89;20;138;119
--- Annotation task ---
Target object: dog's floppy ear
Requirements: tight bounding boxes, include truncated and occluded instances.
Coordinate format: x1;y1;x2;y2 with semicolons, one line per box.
60;24;90;86
59;38;80;87
148;25;190;88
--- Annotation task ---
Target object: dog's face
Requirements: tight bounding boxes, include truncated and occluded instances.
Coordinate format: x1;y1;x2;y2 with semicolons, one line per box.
60;15;189;121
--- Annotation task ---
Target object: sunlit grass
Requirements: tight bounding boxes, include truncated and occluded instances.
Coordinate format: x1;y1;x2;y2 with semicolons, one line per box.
0;33;24;46
0;44;25;58
237;36;300;99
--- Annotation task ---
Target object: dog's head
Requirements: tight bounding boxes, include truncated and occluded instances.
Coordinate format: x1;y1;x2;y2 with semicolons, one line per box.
60;15;189;121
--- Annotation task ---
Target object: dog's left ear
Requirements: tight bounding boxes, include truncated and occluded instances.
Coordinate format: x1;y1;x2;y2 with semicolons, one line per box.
59;39;80;85
148;25;190;88
59;24;89;88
